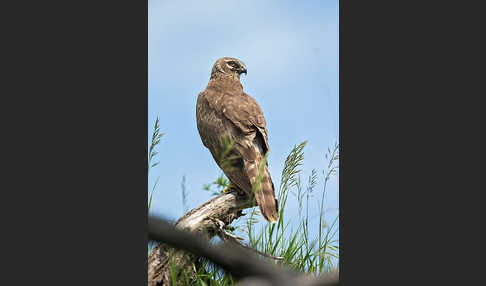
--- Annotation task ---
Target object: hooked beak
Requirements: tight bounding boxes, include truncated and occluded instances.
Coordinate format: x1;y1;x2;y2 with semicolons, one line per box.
238;61;247;75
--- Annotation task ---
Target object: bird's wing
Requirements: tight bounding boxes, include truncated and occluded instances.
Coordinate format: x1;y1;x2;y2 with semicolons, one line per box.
196;89;254;193
197;88;278;222
220;92;279;223
221;92;270;155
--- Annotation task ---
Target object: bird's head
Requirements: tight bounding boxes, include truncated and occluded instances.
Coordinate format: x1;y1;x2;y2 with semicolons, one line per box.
210;57;247;80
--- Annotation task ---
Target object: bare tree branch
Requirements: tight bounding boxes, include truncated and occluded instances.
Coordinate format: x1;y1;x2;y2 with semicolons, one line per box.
148;190;256;285
149;216;338;286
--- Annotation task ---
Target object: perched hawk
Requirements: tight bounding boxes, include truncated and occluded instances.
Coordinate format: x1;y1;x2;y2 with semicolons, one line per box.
196;57;279;223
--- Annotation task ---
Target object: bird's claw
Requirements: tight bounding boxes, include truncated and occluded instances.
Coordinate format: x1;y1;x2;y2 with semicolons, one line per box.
222;182;234;193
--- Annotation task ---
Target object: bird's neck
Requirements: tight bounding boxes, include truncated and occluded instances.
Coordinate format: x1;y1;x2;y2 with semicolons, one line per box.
207;74;243;93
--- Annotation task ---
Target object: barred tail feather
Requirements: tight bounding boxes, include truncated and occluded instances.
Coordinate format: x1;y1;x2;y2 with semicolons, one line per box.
255;167;279;223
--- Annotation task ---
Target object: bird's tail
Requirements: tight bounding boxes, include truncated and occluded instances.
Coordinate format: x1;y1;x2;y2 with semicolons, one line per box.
254;166;279;223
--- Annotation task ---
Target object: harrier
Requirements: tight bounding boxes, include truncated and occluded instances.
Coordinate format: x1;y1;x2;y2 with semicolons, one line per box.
196;57;279;223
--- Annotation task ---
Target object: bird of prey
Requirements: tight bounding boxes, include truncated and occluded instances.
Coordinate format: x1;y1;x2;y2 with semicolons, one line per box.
196;57;279;223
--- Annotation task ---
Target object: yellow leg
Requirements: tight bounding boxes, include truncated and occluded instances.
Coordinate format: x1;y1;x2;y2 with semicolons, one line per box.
222;182;234;193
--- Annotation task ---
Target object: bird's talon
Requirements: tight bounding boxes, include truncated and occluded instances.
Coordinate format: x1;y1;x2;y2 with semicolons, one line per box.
222;183;234;193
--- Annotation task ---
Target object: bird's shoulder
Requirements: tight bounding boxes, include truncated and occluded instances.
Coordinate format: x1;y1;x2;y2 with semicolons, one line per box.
197;87;224;108
198;85;267;128
234;92;266;128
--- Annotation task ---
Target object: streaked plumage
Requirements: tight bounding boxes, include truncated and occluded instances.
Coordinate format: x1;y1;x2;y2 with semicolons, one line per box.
196;57;279;223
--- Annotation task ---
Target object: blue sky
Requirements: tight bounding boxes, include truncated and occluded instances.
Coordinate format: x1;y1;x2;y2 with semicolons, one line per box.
148;0;339;244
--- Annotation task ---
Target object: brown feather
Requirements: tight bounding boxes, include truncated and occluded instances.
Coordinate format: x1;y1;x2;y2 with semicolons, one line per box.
196;57;279;223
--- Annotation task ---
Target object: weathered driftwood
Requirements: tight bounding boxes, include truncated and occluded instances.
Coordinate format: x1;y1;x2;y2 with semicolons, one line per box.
148;190;255;286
